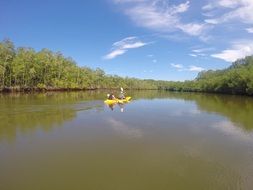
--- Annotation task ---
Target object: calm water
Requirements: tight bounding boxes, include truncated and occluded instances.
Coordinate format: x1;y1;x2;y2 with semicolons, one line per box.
0;91;253;190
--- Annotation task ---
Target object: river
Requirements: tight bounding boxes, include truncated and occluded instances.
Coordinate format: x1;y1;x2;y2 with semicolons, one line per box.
0;91;253;190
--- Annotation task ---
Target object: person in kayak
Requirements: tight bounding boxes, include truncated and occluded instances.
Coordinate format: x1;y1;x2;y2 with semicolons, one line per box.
118;87;125;100
107;93;116;100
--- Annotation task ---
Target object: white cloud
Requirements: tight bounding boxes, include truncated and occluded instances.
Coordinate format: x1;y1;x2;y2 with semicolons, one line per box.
114;0;146;3
113;36;146;49
104;49;127;60
114;0;207;36
177;23;207;36
198;53;207;57
211;41;253;62
192;47;214;53
189;54;197;57
147;54;157;63
104;36;147;59
143;70;153;73
171;1;190;14
246;27;253;33
188;65;205;72
202;0;239;10
171;63;205;72
203;0;253;24
171;63;183;69
110;0;253;65
189;47;214;57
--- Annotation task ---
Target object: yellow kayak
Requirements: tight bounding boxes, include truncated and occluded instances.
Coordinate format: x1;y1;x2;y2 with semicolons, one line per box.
104;96;131;105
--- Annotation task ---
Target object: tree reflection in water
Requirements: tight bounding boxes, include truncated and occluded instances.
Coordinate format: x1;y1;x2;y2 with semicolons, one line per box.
0;90;253;141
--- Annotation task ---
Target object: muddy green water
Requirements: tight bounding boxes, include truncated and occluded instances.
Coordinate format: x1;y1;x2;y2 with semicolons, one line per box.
0;91;253;190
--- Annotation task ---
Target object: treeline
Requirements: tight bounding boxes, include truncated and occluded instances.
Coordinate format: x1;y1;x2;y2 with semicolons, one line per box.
0;39;169;91
1;39;253;95
165;56;253;95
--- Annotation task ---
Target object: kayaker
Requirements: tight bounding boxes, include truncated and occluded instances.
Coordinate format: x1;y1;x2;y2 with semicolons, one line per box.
118;87;125;100
107;93;116;100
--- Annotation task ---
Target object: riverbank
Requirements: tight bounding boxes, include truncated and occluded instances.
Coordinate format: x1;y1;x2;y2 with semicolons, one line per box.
1;86;253;97
0;87;95;93
0;87;159;93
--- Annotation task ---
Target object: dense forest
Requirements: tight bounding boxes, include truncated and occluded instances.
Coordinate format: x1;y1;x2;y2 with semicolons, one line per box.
0;39;253;95
0;39;168;91
166;56;253;95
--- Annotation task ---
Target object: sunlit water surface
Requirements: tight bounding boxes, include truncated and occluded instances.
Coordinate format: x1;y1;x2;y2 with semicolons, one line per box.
0;91;253;190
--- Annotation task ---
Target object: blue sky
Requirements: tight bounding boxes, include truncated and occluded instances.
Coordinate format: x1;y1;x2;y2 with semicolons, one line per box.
1;0;253;81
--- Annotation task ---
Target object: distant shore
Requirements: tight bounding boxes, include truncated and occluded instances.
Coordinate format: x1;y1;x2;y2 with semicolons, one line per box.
1;87;253;97
0;87;158;93
0;87;94;93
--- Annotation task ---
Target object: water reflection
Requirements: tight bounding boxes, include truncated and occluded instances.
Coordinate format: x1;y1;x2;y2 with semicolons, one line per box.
211;120;253;143
0;90;253;141
107;118;143;138
1;91;253;190
105;103;126;112
165;93;253;131
126;90;253;131
0;92;103;141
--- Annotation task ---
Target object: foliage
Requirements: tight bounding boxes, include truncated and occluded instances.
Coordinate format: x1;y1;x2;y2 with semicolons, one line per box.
1;39;253;95
0;39;170;91
164;56;253;96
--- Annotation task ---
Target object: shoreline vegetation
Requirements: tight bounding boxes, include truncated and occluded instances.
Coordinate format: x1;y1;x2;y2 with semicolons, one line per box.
1;39;253;96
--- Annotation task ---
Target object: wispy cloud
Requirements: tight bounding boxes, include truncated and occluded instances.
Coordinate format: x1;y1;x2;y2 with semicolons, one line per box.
203;0;253;24
188;65;205;72
202;0;239;10
147;54;157;63
114;0;146;3
105;49;127;60
189;54;197;57
200;0;253;63
246;27;253;33
211;41;253;62
113;0;208;37
171;63;205;72
171;63;184;69
189;47;214;58
111;0;253;65
192;47;215;53
143;70;153;73
104;36;148;59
